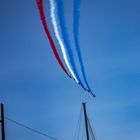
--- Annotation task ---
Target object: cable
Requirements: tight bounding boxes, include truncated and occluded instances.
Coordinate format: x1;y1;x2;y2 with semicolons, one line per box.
73;105;82;140
5;117;60;140
81;121;85;140
87;117;95;140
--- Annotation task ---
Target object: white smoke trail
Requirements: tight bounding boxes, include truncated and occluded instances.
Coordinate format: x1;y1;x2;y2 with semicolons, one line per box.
49;0;78;83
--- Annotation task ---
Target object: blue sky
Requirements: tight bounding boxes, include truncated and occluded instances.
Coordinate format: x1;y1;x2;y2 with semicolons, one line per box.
0;0;140;140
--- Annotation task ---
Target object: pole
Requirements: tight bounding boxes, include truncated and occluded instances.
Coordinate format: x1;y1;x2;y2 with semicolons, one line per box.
82;102;89;140
0;104;5;140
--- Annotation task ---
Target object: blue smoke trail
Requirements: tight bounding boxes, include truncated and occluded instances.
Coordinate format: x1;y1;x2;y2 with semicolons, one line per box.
73;0;95;97
55;0;84;86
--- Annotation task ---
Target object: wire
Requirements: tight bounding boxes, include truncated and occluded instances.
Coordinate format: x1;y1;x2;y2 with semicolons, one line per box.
5;117;60;140
87;117;95;140
73;105;82;140
85;106;95;140
81;119;85;140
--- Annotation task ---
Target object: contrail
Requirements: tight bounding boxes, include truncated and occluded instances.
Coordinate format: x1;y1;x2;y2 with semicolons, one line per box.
36;0;70;77
73;0;95;97
49;0;78;83
55;0;83;86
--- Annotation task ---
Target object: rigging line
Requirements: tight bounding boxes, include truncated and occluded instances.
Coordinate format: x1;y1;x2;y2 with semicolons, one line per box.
87;117;95;140
84;106;95;140
5;117;60;140
82;119;85;140
49;0;77;83
76;110;83;140
36;0;71;78
73;105;82;140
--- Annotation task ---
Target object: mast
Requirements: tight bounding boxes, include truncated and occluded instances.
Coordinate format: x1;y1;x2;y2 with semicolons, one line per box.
82;102;89;140
0;104;5;140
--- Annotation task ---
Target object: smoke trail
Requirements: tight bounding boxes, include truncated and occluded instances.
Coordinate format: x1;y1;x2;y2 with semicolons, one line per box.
36;0;70;77
73;0;95;97
55;0;83;86
49;0;78;83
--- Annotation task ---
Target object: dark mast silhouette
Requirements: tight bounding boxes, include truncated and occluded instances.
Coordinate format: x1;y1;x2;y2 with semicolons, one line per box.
74;102;95;140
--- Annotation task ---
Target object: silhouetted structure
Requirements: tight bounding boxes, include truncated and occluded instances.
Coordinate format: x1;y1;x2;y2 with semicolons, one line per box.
0;104;5;140
83;103;90;140
82;102;95;140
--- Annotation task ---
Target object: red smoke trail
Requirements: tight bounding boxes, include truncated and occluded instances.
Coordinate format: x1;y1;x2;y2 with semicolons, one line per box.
36;0;70;77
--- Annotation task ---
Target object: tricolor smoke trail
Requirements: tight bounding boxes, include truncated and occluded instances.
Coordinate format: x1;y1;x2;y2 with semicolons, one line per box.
73;0;95;97
55;0;83;86
49;0;78;83
36;0;95;97
36;0;70;77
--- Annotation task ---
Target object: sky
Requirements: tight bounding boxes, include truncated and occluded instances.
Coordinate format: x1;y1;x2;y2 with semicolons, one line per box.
0;0;140;140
